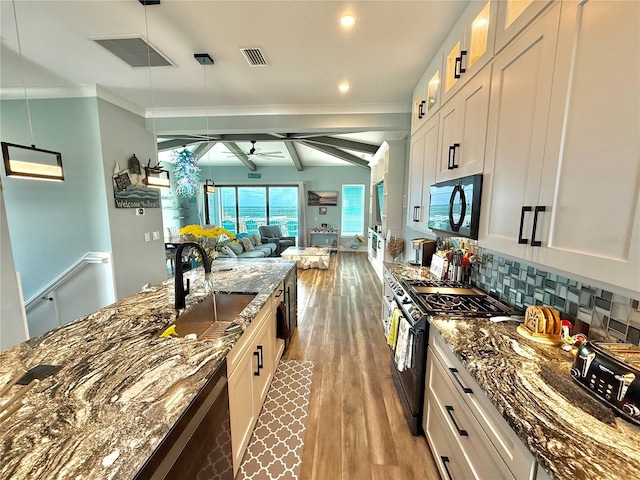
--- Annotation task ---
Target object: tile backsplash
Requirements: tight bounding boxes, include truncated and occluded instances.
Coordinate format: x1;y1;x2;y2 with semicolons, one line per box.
470;248;640;345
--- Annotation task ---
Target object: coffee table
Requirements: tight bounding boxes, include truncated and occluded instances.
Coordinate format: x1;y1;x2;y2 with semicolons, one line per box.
281;246;331;269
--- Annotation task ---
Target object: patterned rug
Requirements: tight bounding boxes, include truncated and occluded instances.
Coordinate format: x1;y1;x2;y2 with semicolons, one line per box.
237;360;314;480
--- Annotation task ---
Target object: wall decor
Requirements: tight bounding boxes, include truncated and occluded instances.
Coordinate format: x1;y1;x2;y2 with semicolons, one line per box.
307;190;338;206
112;156;160;208
319;207;327;215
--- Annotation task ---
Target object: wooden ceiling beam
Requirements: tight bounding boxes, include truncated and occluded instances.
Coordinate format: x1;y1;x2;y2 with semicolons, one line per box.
223;142;257;171
301;136;380;154
300;141;370;168
193;141;216;160
285;142;304;171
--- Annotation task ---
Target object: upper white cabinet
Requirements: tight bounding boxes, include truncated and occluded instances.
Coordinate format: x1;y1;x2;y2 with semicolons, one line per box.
441;1;496;105
411;53;443;134
435;65;491;183
532;0;640;294
479;3;561;260
494;0;554;53
480;0;640;294
407;114;439;235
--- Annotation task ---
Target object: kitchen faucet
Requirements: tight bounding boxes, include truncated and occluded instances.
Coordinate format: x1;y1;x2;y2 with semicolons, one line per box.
174;242;211;310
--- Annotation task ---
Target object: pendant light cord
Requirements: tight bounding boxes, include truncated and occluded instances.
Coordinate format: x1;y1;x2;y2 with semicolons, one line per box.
143;4;159;165
12;0;35;147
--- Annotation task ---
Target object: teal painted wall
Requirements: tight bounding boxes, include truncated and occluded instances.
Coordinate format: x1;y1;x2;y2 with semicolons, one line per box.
0;97;111;299
190;165;370;239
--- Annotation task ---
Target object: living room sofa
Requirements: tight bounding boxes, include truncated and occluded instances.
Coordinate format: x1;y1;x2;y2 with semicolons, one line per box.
217;233;278;258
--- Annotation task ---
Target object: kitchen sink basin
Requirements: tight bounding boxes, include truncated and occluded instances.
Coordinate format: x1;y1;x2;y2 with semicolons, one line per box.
170;293;256;339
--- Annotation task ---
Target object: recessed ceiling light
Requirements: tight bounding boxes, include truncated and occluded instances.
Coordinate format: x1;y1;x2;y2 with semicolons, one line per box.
339;83;351;93
340;15;356;27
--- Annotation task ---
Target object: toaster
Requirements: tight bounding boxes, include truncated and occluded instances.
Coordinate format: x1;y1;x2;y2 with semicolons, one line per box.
571;341;640;425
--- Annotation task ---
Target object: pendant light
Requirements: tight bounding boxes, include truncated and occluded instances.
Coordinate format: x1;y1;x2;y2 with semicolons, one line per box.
199;58;215;195
141;1;169;189
1;0;64;181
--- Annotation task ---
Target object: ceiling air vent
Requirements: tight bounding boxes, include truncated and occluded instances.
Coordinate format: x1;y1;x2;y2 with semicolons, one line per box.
240;47;268;67
93;37;173;68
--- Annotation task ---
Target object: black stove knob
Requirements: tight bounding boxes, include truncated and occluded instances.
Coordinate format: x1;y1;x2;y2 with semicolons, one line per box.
623;404;640;417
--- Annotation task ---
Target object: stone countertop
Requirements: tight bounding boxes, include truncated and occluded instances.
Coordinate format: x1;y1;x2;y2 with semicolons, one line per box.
384;261;640;480
0;258;295;480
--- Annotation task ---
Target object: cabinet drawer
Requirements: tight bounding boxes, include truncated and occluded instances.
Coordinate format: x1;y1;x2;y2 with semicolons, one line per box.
425;393;475;480
429;328;535;480
427;351;515;479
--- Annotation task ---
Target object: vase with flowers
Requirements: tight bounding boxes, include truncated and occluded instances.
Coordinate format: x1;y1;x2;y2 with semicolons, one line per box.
178;224;236;268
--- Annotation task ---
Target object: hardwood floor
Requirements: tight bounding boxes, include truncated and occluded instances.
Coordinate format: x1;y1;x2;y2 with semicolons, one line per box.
282;252;441;480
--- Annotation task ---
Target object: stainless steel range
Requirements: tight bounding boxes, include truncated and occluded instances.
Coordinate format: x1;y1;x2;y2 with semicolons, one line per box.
403;279;519;317
384;272;518;436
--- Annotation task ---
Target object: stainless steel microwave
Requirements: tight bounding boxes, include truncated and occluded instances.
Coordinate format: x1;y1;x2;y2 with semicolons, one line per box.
428;174;483;239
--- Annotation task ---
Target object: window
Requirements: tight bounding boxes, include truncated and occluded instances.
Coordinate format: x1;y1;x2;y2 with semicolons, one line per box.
205;185;300;240
341;184;365;236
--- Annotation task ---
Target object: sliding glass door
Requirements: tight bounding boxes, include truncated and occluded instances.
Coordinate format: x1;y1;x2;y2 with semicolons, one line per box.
205;185;299;240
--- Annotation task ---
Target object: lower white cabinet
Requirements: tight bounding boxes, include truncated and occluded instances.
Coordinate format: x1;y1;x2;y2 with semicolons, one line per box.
367;228;385;281
227;297;276;475
424;326;547;479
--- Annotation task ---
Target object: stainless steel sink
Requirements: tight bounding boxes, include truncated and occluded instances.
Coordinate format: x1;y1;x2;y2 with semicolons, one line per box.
170;293;256;339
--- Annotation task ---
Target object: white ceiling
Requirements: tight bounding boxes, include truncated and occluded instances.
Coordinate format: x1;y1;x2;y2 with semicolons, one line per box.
0;0;468;168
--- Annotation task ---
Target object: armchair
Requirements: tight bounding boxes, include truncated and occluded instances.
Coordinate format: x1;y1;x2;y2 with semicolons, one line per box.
259;225;296;255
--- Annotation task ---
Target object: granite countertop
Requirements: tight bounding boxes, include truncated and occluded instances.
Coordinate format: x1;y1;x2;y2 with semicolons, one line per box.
0;258;295;480
384;261;640;480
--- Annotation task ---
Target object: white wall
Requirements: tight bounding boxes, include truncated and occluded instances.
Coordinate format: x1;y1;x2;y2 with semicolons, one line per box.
97;99;167;299
0;184;28;350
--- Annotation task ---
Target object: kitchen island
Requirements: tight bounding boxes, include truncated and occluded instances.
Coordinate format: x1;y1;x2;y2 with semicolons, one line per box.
0;258;295;480
385;261;640;480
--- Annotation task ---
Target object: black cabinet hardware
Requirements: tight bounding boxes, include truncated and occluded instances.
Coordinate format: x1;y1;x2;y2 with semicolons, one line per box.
413;205;420;222
452;143;460;168
257;345;264;369
454;55;462;79
531;205;546;247
441;456;454;480
418;100;426;119
459;50;467;75
445;405;469;436
275;289;283;298
448;145;455;169
253;351;260;376
448;367;473;394
518;206;533;244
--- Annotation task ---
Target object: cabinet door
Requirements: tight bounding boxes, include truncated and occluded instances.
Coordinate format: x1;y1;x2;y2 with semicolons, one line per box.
495;0;554;53
436;66;491;183
407;127;427;228
252;308;274;411
229;349;255;475
533;0;640;293
479;3;561;259
411;53;442;134
408;116;439;233
442;0;496;105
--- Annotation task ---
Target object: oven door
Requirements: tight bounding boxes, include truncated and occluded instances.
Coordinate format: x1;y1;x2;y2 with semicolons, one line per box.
390;311;428;435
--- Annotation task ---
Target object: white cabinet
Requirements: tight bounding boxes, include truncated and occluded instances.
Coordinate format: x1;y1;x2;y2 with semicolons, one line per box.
494;0;554;53
481;0;640;294
441;0;496;105
227;298;275;475
532;0;640;294
411;53;444;134
425;327;545;479
367;228;385;281
407;114;439;234
436;65;491;182
479;3;561;260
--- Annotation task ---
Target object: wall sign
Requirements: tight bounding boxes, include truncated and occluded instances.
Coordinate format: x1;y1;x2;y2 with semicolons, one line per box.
112;156;160;208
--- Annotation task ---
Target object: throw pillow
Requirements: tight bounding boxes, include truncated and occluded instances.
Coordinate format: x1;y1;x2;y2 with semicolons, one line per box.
251;233;262;245
247;234;257;246
220;245;236;258
229;242;244;255
241;237;254;252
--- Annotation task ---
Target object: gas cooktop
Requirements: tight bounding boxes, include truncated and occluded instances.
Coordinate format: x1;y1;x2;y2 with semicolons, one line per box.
402;279;519;318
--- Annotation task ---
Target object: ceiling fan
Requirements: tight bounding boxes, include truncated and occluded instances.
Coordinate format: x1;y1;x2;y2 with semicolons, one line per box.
228;140;285;158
